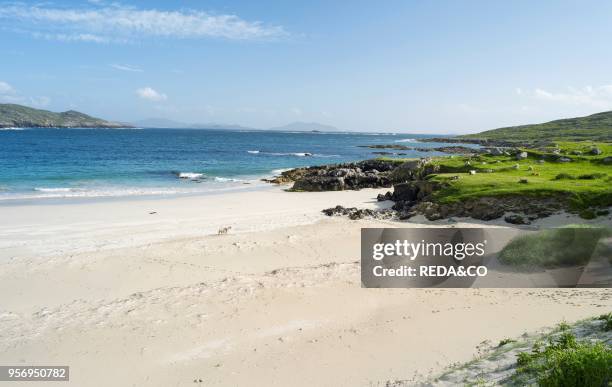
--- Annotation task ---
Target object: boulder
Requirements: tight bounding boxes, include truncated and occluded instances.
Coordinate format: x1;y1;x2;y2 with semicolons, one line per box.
516;151;528;160
377;191;393;201
392;181;444;202
292;176;345;191
504;214;530;225
557;157;572;163
470;199;505;220
590;147;603;155
321;205;393;220
388;158;435;182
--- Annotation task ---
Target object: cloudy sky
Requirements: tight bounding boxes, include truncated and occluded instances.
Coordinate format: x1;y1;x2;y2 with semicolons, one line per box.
1;0;612;132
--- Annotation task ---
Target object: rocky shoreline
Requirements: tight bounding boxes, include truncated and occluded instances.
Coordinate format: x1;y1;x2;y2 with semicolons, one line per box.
263;156;594;224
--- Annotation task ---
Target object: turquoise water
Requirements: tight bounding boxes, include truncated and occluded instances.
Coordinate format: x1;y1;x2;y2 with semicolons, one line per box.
0;128;470;200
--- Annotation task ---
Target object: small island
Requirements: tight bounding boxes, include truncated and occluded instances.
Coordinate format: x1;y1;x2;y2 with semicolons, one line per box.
0;103;132;128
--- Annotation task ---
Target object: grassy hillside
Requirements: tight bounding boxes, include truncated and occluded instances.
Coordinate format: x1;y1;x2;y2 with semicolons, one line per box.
459;111;612;141
427;141;612;214
0;104;130;128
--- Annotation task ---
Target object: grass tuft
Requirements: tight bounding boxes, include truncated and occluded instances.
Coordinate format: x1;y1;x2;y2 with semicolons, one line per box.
514;332;612;387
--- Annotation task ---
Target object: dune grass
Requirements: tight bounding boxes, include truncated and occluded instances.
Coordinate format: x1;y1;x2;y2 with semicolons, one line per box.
497;227;612;268
513;330;612;387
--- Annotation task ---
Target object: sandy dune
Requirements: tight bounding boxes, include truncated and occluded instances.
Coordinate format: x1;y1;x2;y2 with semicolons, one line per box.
0;186;610;386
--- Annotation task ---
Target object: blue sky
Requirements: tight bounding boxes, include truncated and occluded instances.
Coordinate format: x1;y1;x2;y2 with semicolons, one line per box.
1;0;612;133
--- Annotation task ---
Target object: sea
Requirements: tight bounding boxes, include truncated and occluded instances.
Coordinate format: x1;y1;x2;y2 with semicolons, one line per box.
0;128;475;201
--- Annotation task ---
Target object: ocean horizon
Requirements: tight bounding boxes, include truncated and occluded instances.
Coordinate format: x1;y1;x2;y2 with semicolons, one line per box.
0;128;473;200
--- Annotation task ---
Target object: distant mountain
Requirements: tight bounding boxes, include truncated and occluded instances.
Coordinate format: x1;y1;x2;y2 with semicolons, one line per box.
459;111;612;141
133;118;254;130
0;104;131;128
132;118;340;132
268;121;339;132
132;118;189;128
188;123;253;130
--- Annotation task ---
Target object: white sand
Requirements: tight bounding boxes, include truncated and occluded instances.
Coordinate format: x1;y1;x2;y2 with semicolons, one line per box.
0;186;610;386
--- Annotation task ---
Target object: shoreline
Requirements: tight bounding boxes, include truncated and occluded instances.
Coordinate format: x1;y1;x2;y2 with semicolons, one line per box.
1;179;610;386
0;179;275;206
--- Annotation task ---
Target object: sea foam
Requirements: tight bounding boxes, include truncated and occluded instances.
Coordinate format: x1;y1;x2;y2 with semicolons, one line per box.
178;172;205;180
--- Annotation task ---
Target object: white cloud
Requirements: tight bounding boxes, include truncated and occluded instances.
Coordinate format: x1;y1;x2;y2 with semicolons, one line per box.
290;107;302;116
0;4;286;43
0;81;15;94
136;87;167;101
32;32;111;43
111;64;143;72
525;85;612;109
0;81;50;107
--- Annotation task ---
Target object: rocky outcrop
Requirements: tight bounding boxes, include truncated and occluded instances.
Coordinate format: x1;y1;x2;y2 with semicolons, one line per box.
388;159;438;182
265;159;435;192
270;157;575;224
321;205;394;220
412;196;565;221
261;168;310;184
391;181;446;202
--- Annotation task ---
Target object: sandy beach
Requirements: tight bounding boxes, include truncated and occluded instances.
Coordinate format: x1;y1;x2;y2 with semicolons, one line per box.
1;186;610;386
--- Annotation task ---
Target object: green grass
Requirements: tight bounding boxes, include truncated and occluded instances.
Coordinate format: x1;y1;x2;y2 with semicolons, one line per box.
418;141;612;212
513;331;612;387
597;313;612;332
459;111;612;142
498;227;612;268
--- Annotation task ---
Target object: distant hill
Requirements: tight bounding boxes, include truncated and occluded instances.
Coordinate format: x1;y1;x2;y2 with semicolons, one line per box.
133;118;339;132
133;117;253;130
268;121;339;132
459;111;612;141
0;104;131;128
132;118;189;128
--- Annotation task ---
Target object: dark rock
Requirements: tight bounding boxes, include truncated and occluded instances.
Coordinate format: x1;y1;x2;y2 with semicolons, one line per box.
293;176;346;191
388;158;436;182
392;180;444;202
470;199;505;220
504;214;530;225
377;191;393;201
283;159;402;191
590;147;602;155
321;205;393;220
